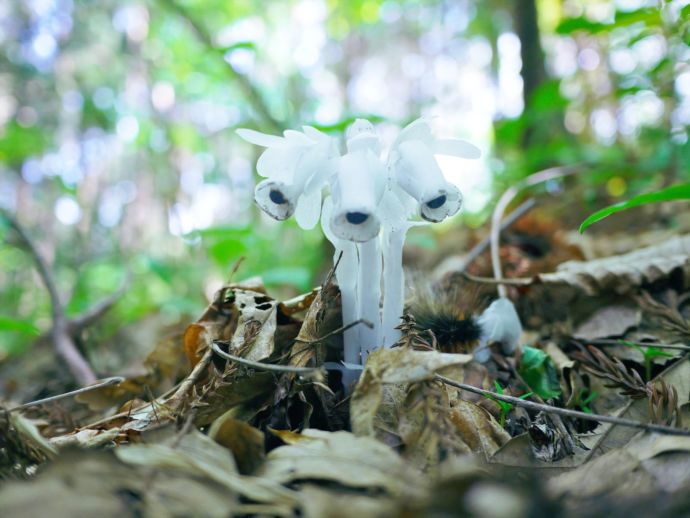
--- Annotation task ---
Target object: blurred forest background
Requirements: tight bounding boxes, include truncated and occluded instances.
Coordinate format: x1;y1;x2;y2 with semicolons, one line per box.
0;0;688;371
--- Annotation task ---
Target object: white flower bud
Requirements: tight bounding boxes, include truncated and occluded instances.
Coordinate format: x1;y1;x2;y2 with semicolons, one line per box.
329;150;385;242
237;127;338;227
392;139;463;222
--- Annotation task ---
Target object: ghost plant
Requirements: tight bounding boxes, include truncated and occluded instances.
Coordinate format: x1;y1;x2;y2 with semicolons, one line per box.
238;118;480;372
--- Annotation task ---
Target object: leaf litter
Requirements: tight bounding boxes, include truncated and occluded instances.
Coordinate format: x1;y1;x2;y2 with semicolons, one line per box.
4;220;690;517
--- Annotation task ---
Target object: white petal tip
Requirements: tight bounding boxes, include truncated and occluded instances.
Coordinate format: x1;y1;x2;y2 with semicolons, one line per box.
330;210;381;242
236;128;284;148
254;180;296;220
420;186;463;222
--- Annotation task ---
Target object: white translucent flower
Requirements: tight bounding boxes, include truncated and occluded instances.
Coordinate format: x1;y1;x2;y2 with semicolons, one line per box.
236;126;338;229
388;118;480;222
328;119;386;242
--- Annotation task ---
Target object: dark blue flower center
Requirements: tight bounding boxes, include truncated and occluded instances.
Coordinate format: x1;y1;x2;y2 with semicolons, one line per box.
426;194;447;209
346;212;369;224
269;189;287;204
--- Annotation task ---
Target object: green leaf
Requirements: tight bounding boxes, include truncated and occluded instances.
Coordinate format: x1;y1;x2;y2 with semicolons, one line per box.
518;346;562;400
0;316;40;336
0;122;49;166
579;183;690;233
556;16;607;35
613;8;661;29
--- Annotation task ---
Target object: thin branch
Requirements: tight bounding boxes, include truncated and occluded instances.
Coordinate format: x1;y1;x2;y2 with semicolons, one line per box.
158;0;283;133
83;384;180;430
460;198;536;272
212;342;323;376
435;374;690;436
9;377;124;412
294;318;374;345
1;209;96;384
459;271;534;286
490;166;580;298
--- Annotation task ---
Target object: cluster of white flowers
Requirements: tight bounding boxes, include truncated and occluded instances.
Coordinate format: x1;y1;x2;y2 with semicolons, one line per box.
238;118;482;371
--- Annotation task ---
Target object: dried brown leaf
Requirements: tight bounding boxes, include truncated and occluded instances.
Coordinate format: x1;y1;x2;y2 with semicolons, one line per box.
209;414;265;474
538;235;690;296
258;429;425;498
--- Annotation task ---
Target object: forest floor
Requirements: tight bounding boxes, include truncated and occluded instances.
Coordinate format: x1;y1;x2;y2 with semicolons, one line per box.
3;197;690;517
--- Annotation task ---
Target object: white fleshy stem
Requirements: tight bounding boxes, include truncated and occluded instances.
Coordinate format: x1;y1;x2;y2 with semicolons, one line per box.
334;242;362;391
382;227;404;347
321;196;363;389
337;241;360;365
357;237;382;361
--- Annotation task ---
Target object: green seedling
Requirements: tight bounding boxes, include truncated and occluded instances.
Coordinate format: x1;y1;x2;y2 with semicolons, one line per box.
488;381;533;428
620;340;673;380
576;387;598;414
518;345;562;400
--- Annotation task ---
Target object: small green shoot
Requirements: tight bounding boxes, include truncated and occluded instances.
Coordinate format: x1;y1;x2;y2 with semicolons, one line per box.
620;340;673;380
518;345;562;400
488;381;533;428
577;388;598;414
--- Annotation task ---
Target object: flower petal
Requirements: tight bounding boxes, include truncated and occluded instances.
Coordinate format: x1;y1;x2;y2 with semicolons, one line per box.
236;128;285;148
390;117;434;153
256;146;300;179
254;179;297;220
294;188;322;230
302;125;329;141
329;151;384;242
419;184;463;222
434;138;481;159
283;129;312;144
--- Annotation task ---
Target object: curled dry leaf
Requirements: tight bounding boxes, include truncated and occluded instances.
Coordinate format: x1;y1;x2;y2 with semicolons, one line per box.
209;413;265;474
573;304;641;341
258;428;426;499
298;483;398;518
0;449;237;517
450;399;511;455
116;430;298;507
538;235;690;296
228;290;278;362
183;286;240;367
351;347;472;438
351;347;508;467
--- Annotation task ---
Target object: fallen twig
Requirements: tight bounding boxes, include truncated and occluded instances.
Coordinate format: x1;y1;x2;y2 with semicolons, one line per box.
460;271;534;286
212;342;323;376
9;377;124;412
435;374;690;436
